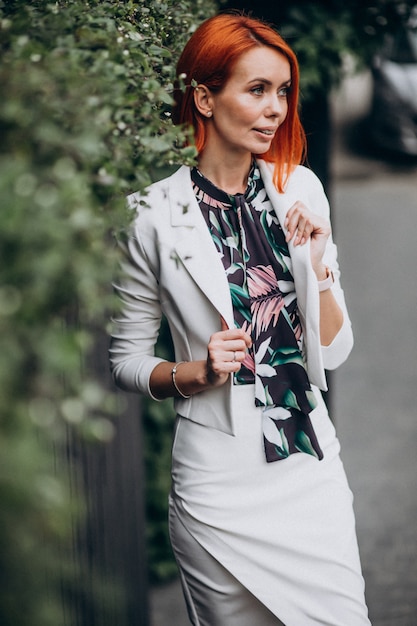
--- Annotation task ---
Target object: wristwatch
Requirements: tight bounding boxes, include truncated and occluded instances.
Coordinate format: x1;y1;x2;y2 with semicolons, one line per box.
317;267;334;292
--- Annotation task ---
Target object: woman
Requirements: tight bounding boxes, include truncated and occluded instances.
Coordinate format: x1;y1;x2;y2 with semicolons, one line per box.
110;12;371;626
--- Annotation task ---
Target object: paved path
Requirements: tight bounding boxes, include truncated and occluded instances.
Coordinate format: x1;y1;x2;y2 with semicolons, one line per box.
150;102;417;626
332;144;417;626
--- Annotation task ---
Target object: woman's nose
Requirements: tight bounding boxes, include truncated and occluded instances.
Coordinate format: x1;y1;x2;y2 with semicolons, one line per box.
267;94;285;117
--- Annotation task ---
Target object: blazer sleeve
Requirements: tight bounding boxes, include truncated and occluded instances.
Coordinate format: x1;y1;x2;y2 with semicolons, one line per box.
109;196;165;399
306;170;354;370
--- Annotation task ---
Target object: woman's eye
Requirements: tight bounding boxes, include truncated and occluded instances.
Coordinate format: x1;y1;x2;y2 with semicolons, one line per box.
278;86;290;97
251;85;264;95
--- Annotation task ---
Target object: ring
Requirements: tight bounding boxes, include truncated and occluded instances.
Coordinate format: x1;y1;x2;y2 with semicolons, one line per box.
233;351;236;362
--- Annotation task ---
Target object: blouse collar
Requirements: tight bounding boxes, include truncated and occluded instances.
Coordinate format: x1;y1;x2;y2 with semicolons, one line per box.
191;161;260;206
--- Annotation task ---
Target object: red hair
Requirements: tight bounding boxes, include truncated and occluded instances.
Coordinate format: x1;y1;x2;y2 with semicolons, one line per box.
172;12;306;192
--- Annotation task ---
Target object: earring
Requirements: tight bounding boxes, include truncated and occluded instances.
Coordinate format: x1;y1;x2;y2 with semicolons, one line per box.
206;111;212;117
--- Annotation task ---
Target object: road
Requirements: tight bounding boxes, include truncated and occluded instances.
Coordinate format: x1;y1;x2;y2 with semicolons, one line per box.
332;135;417;626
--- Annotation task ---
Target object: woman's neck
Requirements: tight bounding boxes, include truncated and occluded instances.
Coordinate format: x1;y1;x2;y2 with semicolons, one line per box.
196;152;253;195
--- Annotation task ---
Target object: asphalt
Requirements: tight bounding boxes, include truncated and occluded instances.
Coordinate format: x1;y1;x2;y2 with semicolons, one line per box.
150;73;417;626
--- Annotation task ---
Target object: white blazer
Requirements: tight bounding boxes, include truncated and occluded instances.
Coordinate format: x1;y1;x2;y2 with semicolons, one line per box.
109;159;353;435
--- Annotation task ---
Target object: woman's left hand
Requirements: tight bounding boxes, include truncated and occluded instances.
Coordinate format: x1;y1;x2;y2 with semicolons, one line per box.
284;201;331;275
284;201;343;345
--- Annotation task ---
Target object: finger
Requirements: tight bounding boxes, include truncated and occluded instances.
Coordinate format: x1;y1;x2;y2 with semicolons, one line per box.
231;348;246;363
217;319;252;348
219;339;250;359
284;207;303;241
242;332;252;349
286;217;306;244
294;216;307;239
229;334;252;352
296;218;313;245
207;351;242;378
208;337;250;372
286;213;313;246
220;316;229;332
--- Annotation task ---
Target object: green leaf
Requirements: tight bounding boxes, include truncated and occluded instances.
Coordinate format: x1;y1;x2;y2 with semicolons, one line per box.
295;430;320;459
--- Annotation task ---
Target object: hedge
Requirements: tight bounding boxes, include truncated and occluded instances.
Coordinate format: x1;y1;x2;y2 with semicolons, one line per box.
0;0;215;623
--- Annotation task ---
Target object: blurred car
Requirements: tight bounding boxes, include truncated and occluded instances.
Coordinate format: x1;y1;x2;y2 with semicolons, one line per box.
368;6;417;157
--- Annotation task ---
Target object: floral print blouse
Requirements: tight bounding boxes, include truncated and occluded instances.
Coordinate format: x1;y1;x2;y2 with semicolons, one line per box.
192;163;323;462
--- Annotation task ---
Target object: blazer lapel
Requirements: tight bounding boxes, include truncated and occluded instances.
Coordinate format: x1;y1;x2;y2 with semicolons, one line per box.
168;166;235;327
258;160;327;389
257;159;311;310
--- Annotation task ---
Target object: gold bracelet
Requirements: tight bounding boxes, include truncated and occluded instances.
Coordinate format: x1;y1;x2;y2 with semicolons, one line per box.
171;361;191;399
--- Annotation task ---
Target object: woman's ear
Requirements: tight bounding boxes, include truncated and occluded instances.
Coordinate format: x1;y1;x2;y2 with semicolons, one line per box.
193;84;213;118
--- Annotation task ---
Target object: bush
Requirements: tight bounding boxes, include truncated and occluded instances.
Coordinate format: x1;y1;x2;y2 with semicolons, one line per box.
0;0;215;622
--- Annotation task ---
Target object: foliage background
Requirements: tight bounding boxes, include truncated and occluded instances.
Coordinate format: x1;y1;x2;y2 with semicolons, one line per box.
0;0;214;623
221;0;415;99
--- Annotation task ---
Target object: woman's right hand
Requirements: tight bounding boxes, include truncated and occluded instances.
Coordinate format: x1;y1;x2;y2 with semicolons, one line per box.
150;318;252;399
206;317;252;387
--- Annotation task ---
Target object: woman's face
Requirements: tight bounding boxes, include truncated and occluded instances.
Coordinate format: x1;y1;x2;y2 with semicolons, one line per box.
203;46;291;160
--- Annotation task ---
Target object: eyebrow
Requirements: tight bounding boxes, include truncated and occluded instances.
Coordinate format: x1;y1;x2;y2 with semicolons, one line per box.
248;78;292;87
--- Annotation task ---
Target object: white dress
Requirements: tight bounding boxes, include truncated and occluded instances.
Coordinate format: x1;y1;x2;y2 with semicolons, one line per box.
169;384;371;626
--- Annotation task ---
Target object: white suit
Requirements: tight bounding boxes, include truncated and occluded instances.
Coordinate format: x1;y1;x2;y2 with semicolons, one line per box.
109;160;371;626
110;159;353;433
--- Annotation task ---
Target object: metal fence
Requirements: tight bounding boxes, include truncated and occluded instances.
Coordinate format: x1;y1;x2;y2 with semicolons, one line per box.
63;332;149;626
